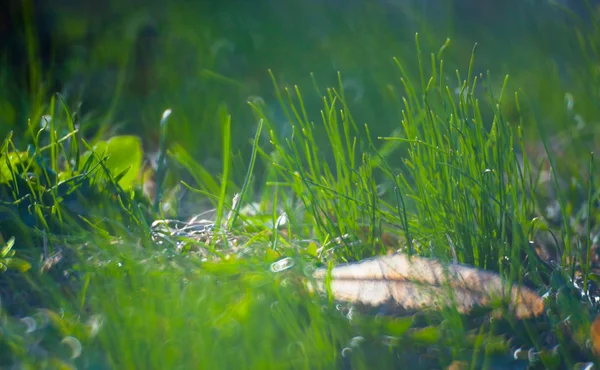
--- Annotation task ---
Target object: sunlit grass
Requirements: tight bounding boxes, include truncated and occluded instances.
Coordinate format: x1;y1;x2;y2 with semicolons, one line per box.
2;1;600;369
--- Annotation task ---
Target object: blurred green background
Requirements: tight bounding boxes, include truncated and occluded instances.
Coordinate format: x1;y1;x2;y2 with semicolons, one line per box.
2;0;600;187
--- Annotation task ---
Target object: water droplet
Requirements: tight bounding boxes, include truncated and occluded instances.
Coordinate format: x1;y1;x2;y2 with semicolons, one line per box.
350;336;364;348
513;348;523;360
528;348;539;363
565;93;574;111
87;314;104;337
20;317;36;334
61;336;82;359
270;257;294;273
381;335;399;347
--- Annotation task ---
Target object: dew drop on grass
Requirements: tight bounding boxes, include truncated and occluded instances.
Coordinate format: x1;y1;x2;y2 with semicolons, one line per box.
247;95;265;106
341;347;352;358
528;348;539;363
565;92;574;112
87;314;104;337
270;301;279;312
161;109;172;123
34;309;50;330
513;348;524;360
380;335;399;348
61;336;82;359
20;317;36;334
577;363;594;370
350;336;364;348
346;307;355;321
270;257;294;273
302;264;315;276
342;78;364;103
275;212;288;228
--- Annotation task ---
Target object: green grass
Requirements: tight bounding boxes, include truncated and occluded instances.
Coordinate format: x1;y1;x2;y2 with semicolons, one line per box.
2;1;600;369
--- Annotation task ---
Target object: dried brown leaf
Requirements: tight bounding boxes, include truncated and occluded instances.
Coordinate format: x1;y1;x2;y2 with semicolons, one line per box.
313;253;544;319
590;315;600;355
314;279;492;315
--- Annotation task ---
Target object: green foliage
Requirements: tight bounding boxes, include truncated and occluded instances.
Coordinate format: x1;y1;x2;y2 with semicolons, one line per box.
0;237;31;273
80;135;144;190
0;151;30;184
2;1;600;369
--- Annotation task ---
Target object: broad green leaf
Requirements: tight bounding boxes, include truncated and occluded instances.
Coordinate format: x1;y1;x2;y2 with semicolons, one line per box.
383;316;413;337
411;326;441;344
0;236;15;258
3;257;31;272
81;135;143;190
0;152;29;184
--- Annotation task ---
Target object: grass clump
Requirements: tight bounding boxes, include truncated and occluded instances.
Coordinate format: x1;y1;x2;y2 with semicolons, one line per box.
258;37;540;275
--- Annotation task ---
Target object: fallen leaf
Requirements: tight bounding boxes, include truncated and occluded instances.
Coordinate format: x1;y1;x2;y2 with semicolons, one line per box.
590;315;600;354
313;253;544;319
